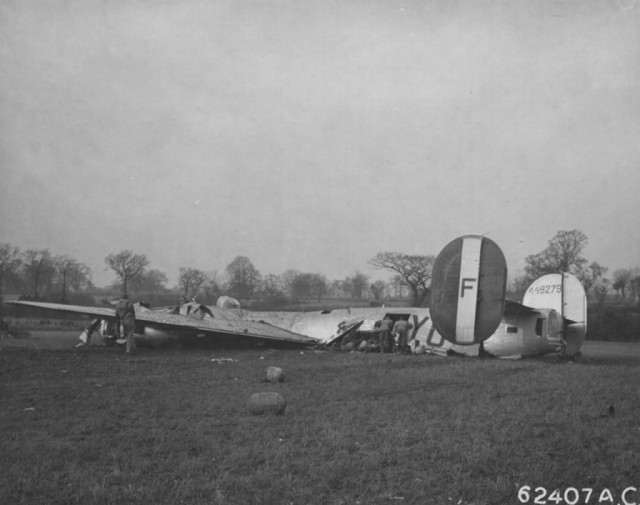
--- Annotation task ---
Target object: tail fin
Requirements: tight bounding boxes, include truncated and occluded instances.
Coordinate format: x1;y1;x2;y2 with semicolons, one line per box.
430;235;507;345
522;273;587;324
522;273;587;357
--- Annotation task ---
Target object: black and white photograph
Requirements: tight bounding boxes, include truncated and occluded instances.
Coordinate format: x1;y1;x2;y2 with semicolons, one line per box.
1;1;639;503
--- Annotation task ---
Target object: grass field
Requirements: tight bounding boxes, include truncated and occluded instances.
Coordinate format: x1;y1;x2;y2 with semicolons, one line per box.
1;333;639;505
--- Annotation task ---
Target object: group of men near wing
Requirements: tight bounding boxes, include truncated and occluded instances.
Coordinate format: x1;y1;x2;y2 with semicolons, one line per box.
339;315;414;354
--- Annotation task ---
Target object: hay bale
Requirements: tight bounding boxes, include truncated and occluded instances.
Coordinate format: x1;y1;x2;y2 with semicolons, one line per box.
265;366;285;383
248;392;286;415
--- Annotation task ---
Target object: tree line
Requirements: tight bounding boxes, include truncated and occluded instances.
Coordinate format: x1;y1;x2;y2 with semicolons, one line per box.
0;244;432;307
0;246;92;303
2;230;639;309
507;230;639;305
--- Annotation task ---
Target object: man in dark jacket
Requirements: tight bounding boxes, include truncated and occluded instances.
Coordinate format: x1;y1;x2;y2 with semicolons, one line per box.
378;315;394;354
115;294;136;355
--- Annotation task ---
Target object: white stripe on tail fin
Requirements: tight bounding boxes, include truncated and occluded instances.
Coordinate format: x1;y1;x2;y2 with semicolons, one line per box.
455;236;482;344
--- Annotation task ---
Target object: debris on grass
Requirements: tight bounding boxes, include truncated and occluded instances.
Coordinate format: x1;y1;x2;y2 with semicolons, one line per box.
210;357;237;364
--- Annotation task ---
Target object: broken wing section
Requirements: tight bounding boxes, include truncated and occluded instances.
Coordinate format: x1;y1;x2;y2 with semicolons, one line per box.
8;301;116;319
135;308;319;347
8;300;318;348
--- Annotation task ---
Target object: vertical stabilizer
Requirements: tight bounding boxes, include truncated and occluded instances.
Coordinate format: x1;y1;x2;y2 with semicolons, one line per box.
522;273;587;327
431;235;507;345
522;273;587;357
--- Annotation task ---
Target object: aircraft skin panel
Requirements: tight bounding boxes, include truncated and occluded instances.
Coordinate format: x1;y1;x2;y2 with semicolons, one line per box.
410;316;479;357
246;309;357;342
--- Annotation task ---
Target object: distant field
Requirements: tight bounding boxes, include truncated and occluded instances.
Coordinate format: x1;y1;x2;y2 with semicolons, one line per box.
1;333;639;505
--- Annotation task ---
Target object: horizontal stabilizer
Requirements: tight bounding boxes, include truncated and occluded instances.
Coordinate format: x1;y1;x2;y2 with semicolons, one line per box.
503;300;540;317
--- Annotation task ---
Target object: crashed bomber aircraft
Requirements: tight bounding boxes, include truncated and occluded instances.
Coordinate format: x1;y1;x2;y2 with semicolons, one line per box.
9;235;587;359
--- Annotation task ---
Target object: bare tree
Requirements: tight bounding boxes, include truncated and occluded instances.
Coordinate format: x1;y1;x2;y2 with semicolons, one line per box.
105;250;150;296
344;271;370;299
177;267;206;299
369;280;387;302
201;270;222;303
22;249;55;299
289;272;326;301
507;271;531;300
329;279;347;298
54;255;76;303
258;274;287;305
0;243;22;303
68;261;92;292
133;269;168;293
389;275;406;298
225;256;261;300
260;273;283;296
580;262;608;298
368;252;434;305
280;269;301;300
612;268;632;303
524;230;589;280
593;278;610;308
308;273;328;301
629;269;640;304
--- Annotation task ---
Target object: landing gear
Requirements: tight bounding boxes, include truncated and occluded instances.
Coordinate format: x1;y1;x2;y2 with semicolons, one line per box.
558;347;582;362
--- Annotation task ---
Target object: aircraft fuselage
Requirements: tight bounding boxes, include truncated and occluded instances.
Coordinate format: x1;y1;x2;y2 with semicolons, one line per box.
243;306;573;359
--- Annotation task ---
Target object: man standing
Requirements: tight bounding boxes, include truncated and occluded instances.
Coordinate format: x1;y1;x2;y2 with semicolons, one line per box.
393;317;413;354
115;294;136;355
378;315;394;354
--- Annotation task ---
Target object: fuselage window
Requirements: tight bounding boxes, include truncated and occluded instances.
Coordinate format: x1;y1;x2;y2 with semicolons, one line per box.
535;318;544;337
506;326;518;334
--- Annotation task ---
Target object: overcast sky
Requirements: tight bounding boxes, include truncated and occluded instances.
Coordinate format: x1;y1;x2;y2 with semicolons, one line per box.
1;0;639;288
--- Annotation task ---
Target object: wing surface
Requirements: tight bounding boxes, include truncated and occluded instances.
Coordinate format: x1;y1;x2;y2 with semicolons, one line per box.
138;309;318;345
8;301;317;347
8;301;116;319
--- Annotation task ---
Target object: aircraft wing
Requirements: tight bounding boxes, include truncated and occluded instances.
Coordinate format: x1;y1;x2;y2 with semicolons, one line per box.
8;301;318;347
136;308;318;346
8;301;117;319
